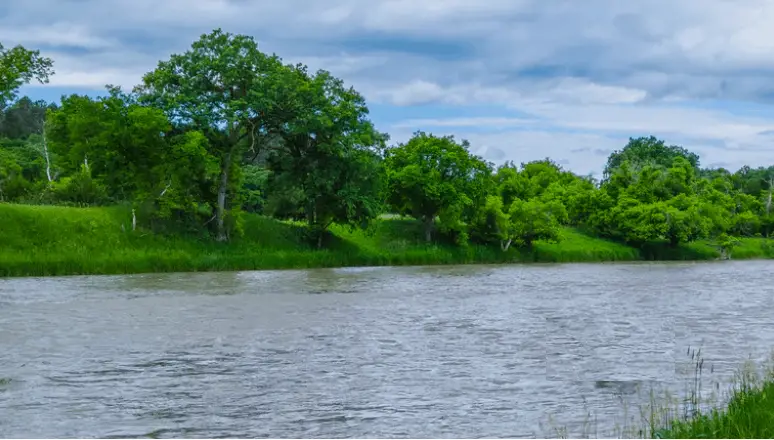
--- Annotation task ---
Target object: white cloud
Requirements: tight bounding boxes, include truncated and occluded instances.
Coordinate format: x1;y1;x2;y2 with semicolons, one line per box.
0;23;116;49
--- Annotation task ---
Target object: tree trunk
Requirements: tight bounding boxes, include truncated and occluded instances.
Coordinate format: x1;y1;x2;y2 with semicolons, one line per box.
41;120;52;182
500;239;512;251
669;235;679;248
423;216;434;243
216;150;232;242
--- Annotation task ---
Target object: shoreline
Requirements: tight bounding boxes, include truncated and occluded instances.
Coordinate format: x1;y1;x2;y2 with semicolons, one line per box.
2;203;773;278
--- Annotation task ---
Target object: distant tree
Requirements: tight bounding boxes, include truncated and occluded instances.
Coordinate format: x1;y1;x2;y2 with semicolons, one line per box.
0;96;56;139
602;136;700;181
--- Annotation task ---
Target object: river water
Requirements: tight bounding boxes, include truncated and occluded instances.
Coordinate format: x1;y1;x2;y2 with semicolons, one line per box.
1;261;773;438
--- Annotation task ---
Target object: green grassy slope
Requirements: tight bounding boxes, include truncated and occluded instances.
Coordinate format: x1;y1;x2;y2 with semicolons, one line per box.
1;203;772;277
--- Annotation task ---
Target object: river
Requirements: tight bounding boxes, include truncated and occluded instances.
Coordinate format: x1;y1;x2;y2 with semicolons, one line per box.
1;261;773;438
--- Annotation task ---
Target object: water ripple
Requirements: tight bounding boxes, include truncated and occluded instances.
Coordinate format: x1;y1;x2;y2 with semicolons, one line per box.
0;261;773;438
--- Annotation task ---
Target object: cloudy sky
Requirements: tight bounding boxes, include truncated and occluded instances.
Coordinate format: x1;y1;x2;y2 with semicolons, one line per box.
4;0;774;176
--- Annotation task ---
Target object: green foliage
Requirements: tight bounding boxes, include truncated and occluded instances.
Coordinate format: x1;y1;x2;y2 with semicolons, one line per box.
46;90;174;200
0;204;662;277
264;68;388;246
3;31;774;264
239;165;269;213
506;198;566;249
0;96;54;139
137;28;297;241
603;135;700;181
45;164;109;206
0;42;54;109
384;131;492;243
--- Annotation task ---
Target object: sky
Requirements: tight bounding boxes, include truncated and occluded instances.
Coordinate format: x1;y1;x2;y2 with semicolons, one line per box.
4;0;774;176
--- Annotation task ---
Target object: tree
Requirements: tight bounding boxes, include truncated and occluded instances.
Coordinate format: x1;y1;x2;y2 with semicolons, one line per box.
266;69;387;247
494;162;533;205
0;43;54;109
506;198;566;249
470;195;510;248
46;89;174;200
603;136;700;182
136;28;295;241
0;96;55;139
384;131;492;243
46;89;220;227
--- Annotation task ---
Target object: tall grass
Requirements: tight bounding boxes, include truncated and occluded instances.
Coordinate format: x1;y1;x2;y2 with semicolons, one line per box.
1;203;773;277
543;348;774;439
654;352;774;439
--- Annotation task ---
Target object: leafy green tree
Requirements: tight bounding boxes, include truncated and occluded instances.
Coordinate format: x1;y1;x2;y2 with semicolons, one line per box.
506;198;566;249
730;211;761;237
663;195;712;247
384;131;492;243
265;68;387;247
470;195;511;248
0;137;46;182
46;88;220;230
731;165;774;198
603;136;700;182
563;178;602;226
0;43;54;109
137;28;295;241
471;195;565;251
494;162;532;206
46;90;173;200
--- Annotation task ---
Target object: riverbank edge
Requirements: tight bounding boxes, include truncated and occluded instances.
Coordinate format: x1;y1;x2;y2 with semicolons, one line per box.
2;204;773;278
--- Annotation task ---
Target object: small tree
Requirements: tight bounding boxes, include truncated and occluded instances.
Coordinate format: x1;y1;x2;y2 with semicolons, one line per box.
507;198;566;249
384;131;491;243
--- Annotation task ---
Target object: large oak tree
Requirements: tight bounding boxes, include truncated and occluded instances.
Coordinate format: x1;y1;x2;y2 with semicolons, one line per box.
136;29;295;241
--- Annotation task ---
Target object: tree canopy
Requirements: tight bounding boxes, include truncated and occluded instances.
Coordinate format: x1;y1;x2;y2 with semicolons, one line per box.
1;43;54;110
2;31;773;255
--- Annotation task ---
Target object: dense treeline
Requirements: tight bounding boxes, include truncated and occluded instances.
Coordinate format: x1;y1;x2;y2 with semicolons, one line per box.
2;29;774;255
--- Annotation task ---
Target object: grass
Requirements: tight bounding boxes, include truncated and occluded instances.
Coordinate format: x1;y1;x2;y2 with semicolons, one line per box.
543;348;774;439
653;351;774;439
0;203;773;278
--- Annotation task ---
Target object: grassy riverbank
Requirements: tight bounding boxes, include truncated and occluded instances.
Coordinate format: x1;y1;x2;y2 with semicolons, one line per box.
1;204;773;277
656;380;774;438
647;351;774;439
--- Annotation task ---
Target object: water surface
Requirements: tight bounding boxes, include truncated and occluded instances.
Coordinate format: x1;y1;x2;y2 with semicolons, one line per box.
1;261;773;438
